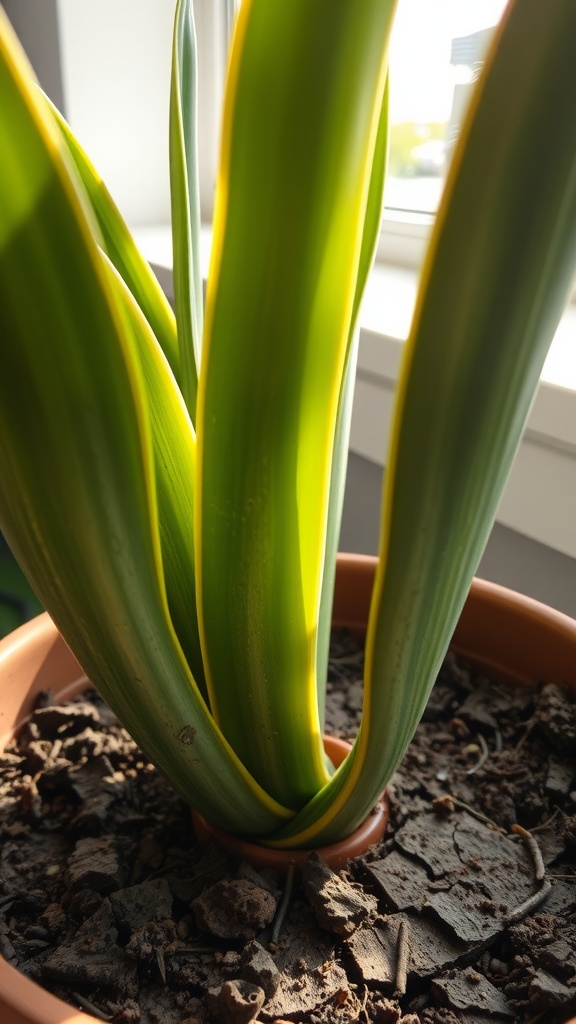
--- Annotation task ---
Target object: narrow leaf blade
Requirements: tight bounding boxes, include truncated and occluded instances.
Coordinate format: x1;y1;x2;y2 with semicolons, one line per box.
169;0;203;423
45;92;181;387
100;253;207;700
316;76;391;713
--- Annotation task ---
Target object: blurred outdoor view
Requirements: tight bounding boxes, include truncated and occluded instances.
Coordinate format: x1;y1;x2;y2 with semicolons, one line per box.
385;0;508;215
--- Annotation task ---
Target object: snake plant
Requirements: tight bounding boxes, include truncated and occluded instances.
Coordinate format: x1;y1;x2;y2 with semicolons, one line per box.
0;0;575;847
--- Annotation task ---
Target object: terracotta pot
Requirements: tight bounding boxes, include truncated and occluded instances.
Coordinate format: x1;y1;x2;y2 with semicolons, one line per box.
1;553;576;1024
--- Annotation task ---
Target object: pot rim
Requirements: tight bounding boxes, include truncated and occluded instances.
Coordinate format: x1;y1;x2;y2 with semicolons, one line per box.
333;553;576;687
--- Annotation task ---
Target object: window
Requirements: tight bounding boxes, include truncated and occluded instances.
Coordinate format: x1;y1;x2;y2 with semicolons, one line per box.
379;0;508;266
3;0;233;230
386;0;507;216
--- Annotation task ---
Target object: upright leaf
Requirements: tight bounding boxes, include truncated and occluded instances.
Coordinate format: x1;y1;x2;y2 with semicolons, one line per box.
43;76;205;699
170;0;203;424
196;0;396;809
316;76;391;719
100;254;206;699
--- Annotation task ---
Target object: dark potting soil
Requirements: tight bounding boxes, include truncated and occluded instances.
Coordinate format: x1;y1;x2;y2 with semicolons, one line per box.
1;633;576;1024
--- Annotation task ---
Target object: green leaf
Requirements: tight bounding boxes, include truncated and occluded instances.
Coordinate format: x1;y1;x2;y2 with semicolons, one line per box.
170;0;204;424
45;92;181;388
0;12;292;837
195;0;396;810
100;253;207;701
269;0;576;846
316;76;391;720
43;78;206;699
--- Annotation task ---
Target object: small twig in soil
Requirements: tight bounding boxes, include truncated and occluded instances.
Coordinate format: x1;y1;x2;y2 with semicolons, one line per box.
72;992;112;1021
156;947;167;984
466;733;490;775
513;718;536;754
531;807;560;833
173;945;218;955
505;822;550;924
478;764;524;778
394;918;409;996
504;878;552;926
271;863;295;946
450;797;506;833
511;824;545;882
549;873;576;881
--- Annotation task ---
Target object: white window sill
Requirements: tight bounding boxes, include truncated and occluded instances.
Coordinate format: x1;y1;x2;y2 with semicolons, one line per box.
133;223;576;560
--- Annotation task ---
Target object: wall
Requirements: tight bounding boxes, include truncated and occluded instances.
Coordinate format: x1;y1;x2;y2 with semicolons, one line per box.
2;0;64;109
340;452;576;618
4;0;177;228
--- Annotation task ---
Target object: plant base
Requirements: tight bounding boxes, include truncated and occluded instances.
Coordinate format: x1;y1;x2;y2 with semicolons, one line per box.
191;734;389;872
